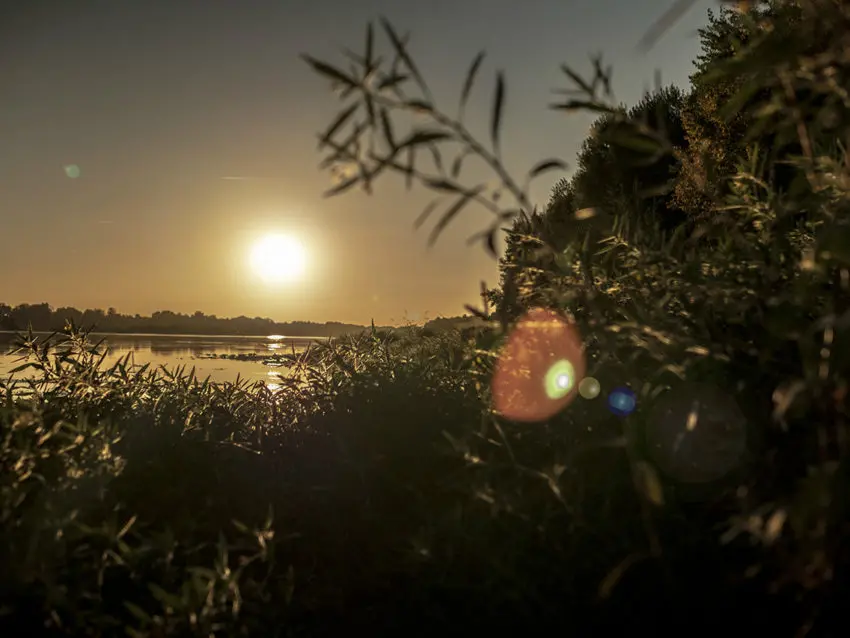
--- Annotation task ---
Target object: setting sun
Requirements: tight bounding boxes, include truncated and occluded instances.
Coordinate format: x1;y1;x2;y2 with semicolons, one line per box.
249;234;307;283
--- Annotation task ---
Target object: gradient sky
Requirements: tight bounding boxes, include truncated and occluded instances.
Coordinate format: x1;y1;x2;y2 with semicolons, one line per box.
1;0;715;326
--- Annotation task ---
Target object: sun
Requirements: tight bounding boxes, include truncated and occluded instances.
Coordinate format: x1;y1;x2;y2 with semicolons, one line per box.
249;234;307;283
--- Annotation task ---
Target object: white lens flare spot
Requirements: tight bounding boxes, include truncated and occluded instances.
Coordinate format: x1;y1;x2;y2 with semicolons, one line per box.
544;359;575;399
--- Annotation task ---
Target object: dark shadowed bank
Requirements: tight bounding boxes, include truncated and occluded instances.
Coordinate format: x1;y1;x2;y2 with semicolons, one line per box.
3;1;850;636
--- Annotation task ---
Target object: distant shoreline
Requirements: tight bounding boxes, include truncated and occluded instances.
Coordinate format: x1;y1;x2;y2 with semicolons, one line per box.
0;330;333;340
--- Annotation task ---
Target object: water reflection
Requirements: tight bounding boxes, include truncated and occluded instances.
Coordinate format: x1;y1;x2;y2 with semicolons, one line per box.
0;331;324;387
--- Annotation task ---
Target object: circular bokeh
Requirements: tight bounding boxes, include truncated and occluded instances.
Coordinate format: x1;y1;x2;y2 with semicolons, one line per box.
578;376;601;399
645;382;748;484
64;164;81;179
608;387;636;417
491;307;586;422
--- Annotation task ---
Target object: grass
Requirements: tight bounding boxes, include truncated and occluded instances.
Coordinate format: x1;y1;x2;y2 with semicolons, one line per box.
0;322;816;636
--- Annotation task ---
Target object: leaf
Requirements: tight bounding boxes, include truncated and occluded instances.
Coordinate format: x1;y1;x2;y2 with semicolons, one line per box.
450;151;468;179
323;175;360;197
491;71;505;154
527;158;567;180
598;553;646;599
380;18;430;99
637;0;698;53
377;74;409;91
365;22;374;71
399;129;451;149
379;108;396;150
485;229;498;258
466;226;501;258
560;64;595;96
300;54;358;89
550;100;617;114
423;177;464;193
404;145;415;190
633;461;664;506
8;362;37;374
428;185;486;247
406;99;433;113
414;198;443;230
318;103;359;149
460;51;485;116
428;144;445;175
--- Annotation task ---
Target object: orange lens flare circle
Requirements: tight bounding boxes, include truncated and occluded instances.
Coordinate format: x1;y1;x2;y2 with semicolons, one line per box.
491;307;586;422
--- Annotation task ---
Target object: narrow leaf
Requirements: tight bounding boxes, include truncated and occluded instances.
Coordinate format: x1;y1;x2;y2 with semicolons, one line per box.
404;145;415;190
318;103;359;149
450;151;468;179
423;178;464;193
428;144;445;175
414;198;443;230
301;54;358;88
527;159;567;180
560;64;595;96
634;461;664;506
485;229;498;258
379;108;396;150
380;18;431;100
491;72;505;154
550;100;617;114
323;175;360;197
598;554;646;599
377;74;409;91
460;51;485;116
399;129;451;149
365;22;374;71
406;99;433;113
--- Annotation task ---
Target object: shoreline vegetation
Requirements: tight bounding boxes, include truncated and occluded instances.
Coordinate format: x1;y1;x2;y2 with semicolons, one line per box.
3;2;850;636
0;303;485;339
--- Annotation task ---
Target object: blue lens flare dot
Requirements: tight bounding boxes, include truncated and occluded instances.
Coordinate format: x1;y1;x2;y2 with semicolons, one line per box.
608;387;636;417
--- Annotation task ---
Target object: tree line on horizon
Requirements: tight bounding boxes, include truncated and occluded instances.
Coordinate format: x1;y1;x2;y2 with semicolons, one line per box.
0;302;479;337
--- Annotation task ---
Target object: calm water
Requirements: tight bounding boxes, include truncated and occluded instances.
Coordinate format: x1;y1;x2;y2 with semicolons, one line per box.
0;332;327;388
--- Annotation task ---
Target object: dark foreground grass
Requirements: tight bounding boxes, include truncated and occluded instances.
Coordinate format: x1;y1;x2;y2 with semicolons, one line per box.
0;325;836;637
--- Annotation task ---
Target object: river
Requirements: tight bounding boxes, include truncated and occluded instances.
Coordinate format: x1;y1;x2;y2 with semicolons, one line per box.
0;331;327;388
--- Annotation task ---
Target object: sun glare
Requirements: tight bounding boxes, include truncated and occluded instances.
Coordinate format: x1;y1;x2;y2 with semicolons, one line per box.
249;234;307;283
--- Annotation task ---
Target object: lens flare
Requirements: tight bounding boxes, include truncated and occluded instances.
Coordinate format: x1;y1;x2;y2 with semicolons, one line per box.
646;383;747;483
64;164;80;179
608;387;636;417
491;307;586;422
578;376;601;399
545;359;576;399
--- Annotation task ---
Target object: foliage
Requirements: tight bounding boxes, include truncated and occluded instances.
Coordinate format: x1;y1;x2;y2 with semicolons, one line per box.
300;1;850;634
3;1;850;635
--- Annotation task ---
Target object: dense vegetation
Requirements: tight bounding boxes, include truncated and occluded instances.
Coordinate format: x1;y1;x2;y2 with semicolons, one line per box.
3;1;850;635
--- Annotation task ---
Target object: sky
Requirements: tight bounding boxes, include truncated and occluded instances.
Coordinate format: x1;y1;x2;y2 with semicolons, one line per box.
0;0;716;326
